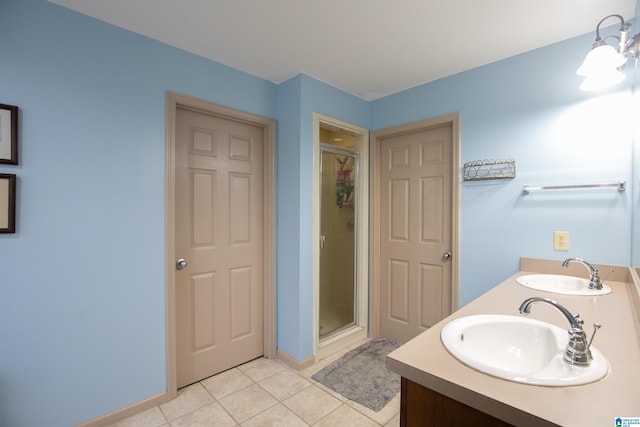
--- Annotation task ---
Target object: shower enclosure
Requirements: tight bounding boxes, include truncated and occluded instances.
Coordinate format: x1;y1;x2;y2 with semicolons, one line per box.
319;145;358;338
314;114;368;359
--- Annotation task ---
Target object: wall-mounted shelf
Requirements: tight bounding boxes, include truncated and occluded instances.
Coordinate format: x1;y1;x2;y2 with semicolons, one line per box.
463;159;516;181
522;180;626;194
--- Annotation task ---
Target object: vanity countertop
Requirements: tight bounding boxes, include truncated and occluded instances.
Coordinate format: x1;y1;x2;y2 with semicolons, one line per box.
386;258;640;427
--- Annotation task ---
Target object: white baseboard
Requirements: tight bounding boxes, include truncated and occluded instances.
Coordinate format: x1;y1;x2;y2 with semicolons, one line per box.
276;349;315;371
75;391;171;427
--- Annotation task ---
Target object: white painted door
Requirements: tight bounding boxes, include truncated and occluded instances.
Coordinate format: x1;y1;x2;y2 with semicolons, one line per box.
379;124;453;344
175;106;263;387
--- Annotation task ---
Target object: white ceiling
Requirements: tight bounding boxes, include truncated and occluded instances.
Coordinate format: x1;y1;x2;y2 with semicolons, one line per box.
49;0;636;100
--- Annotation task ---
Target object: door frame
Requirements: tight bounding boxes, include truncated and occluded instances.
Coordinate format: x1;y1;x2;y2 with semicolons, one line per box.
369;113;460;337
165;92;277;398
313;113;369;360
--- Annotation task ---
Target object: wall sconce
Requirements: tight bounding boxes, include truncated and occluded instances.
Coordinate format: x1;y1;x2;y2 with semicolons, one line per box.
577;14;639;91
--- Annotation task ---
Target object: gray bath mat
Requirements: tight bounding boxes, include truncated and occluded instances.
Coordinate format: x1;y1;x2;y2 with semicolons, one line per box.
312;337;400;412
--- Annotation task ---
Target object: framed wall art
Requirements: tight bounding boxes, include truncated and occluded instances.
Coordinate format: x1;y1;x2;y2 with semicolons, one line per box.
0;173;16;233
0;103;18;165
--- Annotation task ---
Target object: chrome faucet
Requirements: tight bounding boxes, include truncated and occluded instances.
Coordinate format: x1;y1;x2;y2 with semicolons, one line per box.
562;257;602;290
518;297;601;366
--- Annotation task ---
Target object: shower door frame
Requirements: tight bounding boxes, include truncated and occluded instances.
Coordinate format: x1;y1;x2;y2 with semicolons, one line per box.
319;145;359;338
313;113;369;361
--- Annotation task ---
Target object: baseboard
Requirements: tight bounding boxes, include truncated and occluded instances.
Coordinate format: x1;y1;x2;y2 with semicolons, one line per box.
75;391;171;427
276;349;315;371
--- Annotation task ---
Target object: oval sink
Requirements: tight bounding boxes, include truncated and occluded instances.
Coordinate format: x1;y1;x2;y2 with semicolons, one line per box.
516;274;611;296
440;314;609;386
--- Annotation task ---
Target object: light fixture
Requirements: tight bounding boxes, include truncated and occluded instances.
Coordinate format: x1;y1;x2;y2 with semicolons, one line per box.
577;14;640;91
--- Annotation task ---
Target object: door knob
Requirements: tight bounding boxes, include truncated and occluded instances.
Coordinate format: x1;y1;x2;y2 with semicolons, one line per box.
176;258;188;270
442;251;452;261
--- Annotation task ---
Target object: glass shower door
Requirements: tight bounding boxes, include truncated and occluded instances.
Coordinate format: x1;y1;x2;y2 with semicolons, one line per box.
319;148;357;338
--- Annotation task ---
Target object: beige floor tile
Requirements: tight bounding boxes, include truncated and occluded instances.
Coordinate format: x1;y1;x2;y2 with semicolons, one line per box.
300;341;360;381
201;368;254;400
384;412;400;427
258;369;312;401
241;404;307;427
347;393;400;425
109;406;167;427
236;357;286;382
282;385;342;425
160;383;214;422
110;340;399;427
299;359;330;380
169;402;236;427
219;383;278;423
313;404;379;427
312;381;349;403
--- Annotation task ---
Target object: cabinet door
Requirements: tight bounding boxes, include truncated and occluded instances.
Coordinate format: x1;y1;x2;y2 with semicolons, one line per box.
400;378;514;427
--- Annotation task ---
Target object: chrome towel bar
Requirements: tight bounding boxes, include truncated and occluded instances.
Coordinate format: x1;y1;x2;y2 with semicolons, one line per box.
522;180;626;194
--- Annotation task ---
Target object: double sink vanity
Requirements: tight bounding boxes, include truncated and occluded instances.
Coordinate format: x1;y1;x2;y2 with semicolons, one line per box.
387;257;640;426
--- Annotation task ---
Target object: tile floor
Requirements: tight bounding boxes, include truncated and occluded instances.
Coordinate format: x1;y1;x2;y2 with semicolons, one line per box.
110;339;400;427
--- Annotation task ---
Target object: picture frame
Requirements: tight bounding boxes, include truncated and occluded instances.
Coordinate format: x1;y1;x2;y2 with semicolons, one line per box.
0;103;18;165
0;173;16;233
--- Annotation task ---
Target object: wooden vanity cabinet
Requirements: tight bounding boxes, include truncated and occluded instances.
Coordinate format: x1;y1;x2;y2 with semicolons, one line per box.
400;377;514;427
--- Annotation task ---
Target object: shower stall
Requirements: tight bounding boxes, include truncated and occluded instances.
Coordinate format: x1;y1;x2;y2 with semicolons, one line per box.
313;113;369;360
319;146;358;338
314;115;369;359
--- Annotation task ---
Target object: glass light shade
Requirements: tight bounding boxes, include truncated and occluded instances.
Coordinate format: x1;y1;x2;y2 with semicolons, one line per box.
576;44;626;76
579;68;625;91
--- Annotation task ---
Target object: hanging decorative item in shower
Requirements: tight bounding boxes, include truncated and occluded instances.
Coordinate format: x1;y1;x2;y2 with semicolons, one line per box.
335;156;355;208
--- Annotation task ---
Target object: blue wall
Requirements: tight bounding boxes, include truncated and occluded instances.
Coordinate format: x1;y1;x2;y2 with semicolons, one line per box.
275;76;304;360
372;29;635;305
1;0;636;425
276;75;368;360
0;1;277;426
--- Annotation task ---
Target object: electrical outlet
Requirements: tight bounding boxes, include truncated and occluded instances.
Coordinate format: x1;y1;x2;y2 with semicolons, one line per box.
553;231;569;251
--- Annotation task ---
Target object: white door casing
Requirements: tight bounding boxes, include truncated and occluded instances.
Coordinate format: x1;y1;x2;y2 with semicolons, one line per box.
313;113;369;360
